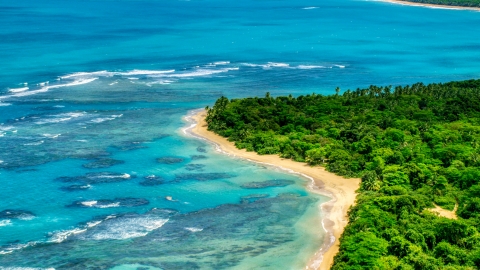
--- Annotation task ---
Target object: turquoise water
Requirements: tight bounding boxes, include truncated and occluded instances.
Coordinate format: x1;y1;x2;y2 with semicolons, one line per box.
0;0;479;269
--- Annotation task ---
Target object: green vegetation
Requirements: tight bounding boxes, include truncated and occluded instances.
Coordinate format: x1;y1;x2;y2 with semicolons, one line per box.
400;0;480;7
206;79;480;269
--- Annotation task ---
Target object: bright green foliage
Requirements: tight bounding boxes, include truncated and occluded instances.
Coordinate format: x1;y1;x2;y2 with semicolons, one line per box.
399;0;480;7
206;80;480;268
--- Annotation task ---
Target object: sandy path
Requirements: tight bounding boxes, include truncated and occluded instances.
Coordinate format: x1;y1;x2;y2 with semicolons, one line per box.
430;204;458;219
184;110;360;270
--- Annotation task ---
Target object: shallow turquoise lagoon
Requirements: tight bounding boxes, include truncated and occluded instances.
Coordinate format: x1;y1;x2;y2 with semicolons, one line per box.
0;0;479;268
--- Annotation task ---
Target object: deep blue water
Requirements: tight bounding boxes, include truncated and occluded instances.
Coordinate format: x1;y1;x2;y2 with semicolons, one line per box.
0;0;479;269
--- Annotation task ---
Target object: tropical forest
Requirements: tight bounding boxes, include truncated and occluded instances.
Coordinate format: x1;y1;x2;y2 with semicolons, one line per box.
205;79;480;269
401;0;480;7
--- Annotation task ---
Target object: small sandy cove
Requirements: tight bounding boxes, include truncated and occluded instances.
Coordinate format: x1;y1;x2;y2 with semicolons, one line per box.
185;110;360;270
379;0;480;11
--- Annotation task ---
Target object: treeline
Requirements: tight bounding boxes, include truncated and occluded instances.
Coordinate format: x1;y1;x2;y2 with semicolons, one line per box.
400;0;480;7
206;79;480;269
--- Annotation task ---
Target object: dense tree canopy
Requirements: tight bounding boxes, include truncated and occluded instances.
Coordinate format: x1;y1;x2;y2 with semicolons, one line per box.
400;0;480;7
206;79;480;269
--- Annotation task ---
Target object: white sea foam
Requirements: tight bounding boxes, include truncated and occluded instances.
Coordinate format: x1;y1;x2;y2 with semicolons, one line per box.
8;87;29;93
265;62;290;68
86;220;102;228
87;217;168;240
42;134;61;139
90;117;115;123
49;228;87;243
59;71;110;79
0;242;38;255
0;160;4;164
96;202;120;208
23;141;44;146
91;173;130;179
35;112;86;125
243;62;336;70
0;102;11;106
60;69;175;79
213;61;230;65
145;80;175;86
0;219;12;227
242;62;290;69
18;215;35;221
0;125;14;132
0;78;98;100
302;6;319;9
298;65;327;69
159;68;239;78
80;201;98;207
53;105;65;108
79;200;120;208
89;114;122;124
334;64;346;68
185;227;203;232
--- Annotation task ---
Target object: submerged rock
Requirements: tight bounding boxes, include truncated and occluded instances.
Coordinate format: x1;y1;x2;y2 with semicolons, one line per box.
240;194;269;204
140;175;164;186
156;157;184;164
112;141;149;151
60;184;91;192
190;155;207;160
241;179;295;189
0;209;35;220
82;158;124;169
68;198;149;208
185;164;205;171
196;146;207;153
174;173;234;182
56;172;132;184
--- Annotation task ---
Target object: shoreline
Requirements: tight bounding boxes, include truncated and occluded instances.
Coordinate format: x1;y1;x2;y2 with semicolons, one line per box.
376;0;480;11
183;109;360;270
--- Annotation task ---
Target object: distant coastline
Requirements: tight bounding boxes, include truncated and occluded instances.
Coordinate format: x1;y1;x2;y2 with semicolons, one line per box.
378;0;480;11
184;109;361;270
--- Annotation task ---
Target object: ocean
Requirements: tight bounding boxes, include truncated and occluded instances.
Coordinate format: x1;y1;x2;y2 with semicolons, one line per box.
0;0;479;269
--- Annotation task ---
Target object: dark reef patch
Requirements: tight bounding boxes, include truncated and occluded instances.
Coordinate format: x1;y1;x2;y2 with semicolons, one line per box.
196;146;207;153
0;209;35;220
56;172;132;184
190;155;207;160
240;194;269;204
185;164;205;171
68;198;149;208
241;179;295;189
0;194;316;268
82;158;124;169
156;157;184;164
60;184;91;192
140;175;164;186
112;141;148;151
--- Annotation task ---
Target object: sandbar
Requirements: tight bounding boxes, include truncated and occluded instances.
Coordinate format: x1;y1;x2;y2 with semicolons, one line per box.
183;109;361;270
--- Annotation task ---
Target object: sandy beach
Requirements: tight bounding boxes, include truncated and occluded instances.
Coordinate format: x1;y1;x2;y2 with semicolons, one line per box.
378;0;480;11
185;110;361;270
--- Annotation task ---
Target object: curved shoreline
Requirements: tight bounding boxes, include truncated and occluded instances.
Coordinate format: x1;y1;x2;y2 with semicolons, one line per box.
182;109;360;270
376;0;480;11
